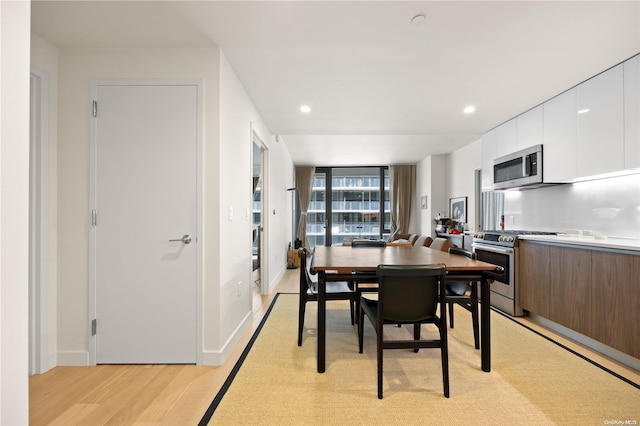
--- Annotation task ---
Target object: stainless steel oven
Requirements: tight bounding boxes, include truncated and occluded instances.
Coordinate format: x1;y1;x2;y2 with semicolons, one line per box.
471;242;520;316
472;230;556;316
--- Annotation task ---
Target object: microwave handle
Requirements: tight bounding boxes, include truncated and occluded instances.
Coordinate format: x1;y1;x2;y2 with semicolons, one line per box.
523;154;532;176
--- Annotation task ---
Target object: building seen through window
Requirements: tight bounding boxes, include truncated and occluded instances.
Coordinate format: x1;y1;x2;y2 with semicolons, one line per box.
306;167;390;248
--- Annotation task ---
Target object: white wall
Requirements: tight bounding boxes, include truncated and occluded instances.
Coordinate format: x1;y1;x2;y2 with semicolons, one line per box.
30;32;59;371
416;154;448;237
416;140;482;236
56;47;222;364
215;52;293;363
446;139;482;231
1;1;30;423
49;45;294;367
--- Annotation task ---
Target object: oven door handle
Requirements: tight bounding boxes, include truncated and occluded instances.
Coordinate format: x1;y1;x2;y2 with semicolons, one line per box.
472;243;514;255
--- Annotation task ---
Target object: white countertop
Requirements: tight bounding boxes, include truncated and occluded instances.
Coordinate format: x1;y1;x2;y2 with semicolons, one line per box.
519;234;640;252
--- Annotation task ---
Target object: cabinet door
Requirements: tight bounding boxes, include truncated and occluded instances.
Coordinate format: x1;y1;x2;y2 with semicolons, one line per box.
591;251;640;359
577;64;624;177
544;88;577;182
624;55;640;169
516;105;543;151
518;242;550;317
481;128;496;191
548;246;591;336
495;119;518;159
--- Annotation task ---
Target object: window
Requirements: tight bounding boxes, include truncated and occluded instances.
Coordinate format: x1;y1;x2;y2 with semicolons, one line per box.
305;167;390;248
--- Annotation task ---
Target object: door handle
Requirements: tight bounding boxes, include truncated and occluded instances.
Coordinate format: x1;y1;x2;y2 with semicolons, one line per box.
169;234;192;244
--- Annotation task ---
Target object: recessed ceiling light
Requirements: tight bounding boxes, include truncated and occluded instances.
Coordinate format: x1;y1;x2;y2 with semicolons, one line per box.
300;105;311;113
463;105;476;114
410;14;426;26
577;108;590;114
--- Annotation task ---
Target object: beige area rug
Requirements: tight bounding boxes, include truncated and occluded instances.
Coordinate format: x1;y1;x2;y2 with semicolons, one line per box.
201;294;639;425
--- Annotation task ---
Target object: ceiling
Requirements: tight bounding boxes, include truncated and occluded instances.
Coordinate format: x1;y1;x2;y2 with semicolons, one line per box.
31;1;640;166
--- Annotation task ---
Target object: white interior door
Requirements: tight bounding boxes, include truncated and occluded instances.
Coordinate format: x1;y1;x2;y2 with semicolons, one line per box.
94;83;198;364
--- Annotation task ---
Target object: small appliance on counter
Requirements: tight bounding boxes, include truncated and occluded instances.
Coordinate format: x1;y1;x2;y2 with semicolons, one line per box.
434;215;451;233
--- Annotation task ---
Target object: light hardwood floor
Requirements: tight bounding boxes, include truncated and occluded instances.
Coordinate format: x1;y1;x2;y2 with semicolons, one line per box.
29;268;638;425
29;270;297;426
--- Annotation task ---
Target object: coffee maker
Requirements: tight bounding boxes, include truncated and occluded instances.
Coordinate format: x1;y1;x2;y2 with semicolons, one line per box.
434;217;451;233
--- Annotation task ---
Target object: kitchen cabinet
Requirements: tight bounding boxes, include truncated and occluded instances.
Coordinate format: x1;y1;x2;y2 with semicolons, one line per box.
516;105;544;151
590;251;640;359
548;245;592;335
624;54;640;169
543;88;578;182
519;240;640;359
519;241;550;317
576;64;624;177
494;119;517;159
481;128;496;191
484;57;635;186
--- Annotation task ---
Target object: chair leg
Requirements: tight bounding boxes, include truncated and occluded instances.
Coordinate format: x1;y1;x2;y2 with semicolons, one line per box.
349;300;355;325
448;302;455;328
358;304;365;353
413;323;420;353
298;298;306;347
471;284;480;350
440;321;450;398
377;333;384;399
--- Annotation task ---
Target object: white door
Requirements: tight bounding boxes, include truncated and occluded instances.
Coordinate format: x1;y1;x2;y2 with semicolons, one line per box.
94;83;198;364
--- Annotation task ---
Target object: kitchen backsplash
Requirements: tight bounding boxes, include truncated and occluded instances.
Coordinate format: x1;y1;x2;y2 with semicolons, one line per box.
503;173;640;239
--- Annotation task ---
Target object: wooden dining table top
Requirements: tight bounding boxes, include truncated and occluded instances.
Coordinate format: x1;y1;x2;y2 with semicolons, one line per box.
310;245;498;273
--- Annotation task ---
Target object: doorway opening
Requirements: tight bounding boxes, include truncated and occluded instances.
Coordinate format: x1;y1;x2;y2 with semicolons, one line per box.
251;132;268;313
29;66;50;375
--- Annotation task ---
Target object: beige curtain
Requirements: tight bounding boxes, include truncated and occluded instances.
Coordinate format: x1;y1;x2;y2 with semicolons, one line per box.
295;166;316;249
390;164;416;239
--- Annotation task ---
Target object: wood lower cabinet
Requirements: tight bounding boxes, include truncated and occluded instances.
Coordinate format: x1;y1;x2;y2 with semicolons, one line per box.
519;241;640;359
590;251;640;359
548;246;591;336
519;242;551;317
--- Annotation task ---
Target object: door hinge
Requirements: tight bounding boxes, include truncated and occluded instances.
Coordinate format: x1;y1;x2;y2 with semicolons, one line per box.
91;319;97;336
92;209;98;226
92;100;97;117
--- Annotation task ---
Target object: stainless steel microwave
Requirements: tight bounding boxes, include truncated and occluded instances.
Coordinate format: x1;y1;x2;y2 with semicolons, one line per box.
493;144;543;190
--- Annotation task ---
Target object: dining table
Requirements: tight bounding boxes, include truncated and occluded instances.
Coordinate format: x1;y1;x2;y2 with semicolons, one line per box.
309;244;501;374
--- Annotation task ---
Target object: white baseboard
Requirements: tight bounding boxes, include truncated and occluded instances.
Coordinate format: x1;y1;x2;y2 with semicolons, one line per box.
200;310;253;366
57;351;89;366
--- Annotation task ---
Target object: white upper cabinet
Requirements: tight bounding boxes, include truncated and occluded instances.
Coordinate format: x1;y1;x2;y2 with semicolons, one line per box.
494;119;517;159
481;128;497;191
516;105;544;150
624;55;640;169
576;64;624;177
544;88;577;182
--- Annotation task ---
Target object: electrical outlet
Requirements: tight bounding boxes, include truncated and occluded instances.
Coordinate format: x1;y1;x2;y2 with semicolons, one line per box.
229;206;233;221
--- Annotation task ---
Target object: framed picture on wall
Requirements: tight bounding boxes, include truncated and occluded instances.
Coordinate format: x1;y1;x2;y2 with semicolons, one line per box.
449;196;467;223
421;195;428;209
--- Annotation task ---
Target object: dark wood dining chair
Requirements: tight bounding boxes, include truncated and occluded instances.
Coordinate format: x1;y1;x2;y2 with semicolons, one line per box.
297;247;358;346
349;239;386;320
446;247;480;349
358;264;449;399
